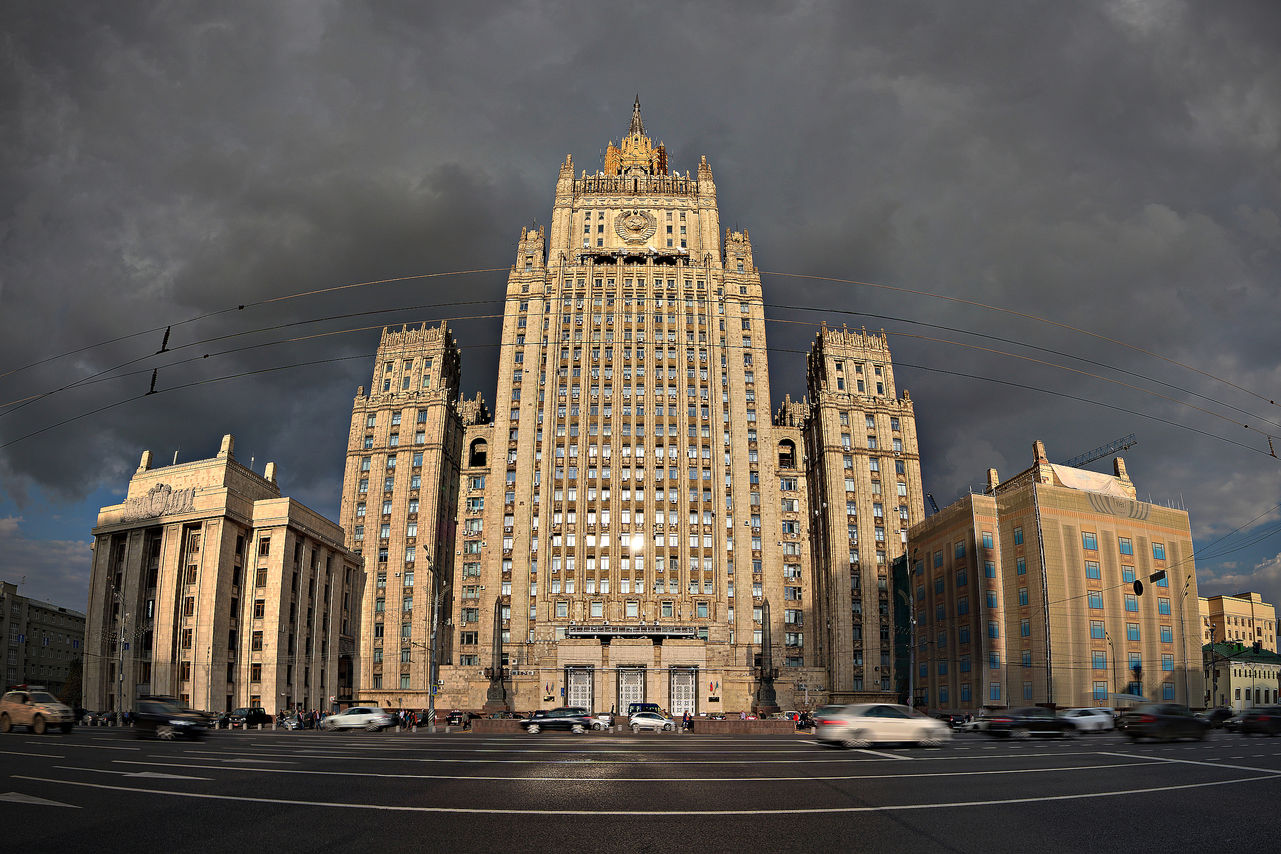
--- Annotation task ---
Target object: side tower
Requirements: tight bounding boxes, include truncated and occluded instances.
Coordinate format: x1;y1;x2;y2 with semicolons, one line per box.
804;324;925;702
340;324;464;708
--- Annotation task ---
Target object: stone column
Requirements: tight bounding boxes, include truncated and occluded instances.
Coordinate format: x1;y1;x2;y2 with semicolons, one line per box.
482;597;509;713
755;598;780;715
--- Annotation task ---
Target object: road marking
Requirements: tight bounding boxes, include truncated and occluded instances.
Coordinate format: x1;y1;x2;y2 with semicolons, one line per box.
53;765;212;781
16;772;1281;815
854;749;913;761
112;758;1158;783
218;758;295;764
1098;751;1281;776
0;791;78;808
0;749;62;758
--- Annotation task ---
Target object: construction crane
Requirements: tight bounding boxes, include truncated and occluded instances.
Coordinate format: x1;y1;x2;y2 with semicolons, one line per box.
1058;433;1138;469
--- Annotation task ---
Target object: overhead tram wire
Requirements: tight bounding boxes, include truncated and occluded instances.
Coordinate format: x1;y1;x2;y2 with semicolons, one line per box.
7;285;1280;448
761;269;1280;410
0;266;510;384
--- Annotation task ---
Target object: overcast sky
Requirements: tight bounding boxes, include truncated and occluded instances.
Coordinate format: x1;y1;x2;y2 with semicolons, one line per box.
2;0;1279;616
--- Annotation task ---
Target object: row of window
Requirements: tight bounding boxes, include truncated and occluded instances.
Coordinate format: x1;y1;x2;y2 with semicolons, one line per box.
1082;531;1167;560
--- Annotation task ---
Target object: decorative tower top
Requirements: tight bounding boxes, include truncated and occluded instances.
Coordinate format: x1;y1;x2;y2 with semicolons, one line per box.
603;97;667;176
628;94;644;137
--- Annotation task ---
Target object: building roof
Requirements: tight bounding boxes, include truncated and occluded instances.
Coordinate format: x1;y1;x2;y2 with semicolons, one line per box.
1204;641;1281;665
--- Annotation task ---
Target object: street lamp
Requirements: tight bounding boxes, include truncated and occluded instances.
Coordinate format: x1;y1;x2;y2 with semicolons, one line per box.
427;576;451;730
111;587;128;726
1104;629;1118;703
1178;573;1193;705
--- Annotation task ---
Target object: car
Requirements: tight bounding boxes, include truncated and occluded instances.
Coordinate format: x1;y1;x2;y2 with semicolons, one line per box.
1240;705;1281;736
961;715;991;733
81;709;111;726
984;707;1076;739
227;707;273;729
520;707;594;734
321;706;394;731
1060;708;1116;733
132;696;208;740
281;713;315;730
1223;713;1246;733
630;711;677;732
1196;707;1233;728
1118;703;1209;742
627;702;664;716
814;703;952;748
446;710;472;728
590;712;614;730
0;686;76;734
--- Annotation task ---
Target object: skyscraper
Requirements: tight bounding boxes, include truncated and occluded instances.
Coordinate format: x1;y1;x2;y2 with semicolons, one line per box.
340;100;924;714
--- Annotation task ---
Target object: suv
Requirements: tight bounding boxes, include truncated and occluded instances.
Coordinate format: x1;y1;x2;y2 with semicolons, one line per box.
227;707;273;729
133;696;207;740
626;702;663;716
520;707;593;734
321;706;393;731
0;687;75;734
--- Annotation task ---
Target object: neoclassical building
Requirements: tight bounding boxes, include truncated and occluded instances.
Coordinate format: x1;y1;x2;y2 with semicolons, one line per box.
339;101;925;713
86;435;362;714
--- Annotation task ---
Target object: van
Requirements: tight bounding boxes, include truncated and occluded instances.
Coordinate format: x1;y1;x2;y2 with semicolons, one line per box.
627;702;662;716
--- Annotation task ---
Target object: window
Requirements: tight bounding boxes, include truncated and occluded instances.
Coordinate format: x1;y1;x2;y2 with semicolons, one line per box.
1018;587;1028;606
1090;620;1105;639
1092;650;1107;670
1162;682;1176;701
986;590;998;609
1122;566;1136;583
1124;593;1138;612
1158;597;1171;615
1082;532;1097;551
1160;625;1173;643
988;621;1000;639
985;561;996;578
1085;561;1101;580
1088;592;1104;609
1013;527;1023;545
982;532;994;549
955;541;966;558
990;683;1001;701
1118;537;1133;556
1152;542;1166;560
1016;557;1026;576
1127;623;1140;642
1162;654;1174;672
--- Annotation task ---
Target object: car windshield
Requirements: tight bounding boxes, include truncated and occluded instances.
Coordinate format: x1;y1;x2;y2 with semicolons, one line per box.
30;692;59;703
232;708;249;715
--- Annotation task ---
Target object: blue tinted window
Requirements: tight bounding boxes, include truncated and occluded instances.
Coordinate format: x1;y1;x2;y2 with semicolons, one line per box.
1158;598;1171;615
961;684;972;702
989;652;1001;669
1122;566;1136;583
1086;561;1101;579
1094;682;1109;701
1162;654;1174;672
988;621;1000;639
1127;623;1140;641
1082;532;1098;551
956;542;966;558
982;532;994;549
960;656;971;673
985;561;996;578
1124;593;1138;612
1022;650;1032;667
938;661;948;675
1013;527;1024;545
1016;557;1026;575
1088;592;1104;609
1152;542;1166;560
959;626;971;644
1163;682;1176;700
1160;625;1173;643
1090;620;1105;639
1020;619;1030;637
989;683;1001;701
1018;587;1029;606
934;551;943;568
956;568;968;587
986;591;998;608
1119;537;1133;556
1092;651;1106;669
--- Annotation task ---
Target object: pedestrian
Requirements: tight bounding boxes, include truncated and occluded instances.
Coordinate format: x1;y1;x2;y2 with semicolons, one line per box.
740;711;746;721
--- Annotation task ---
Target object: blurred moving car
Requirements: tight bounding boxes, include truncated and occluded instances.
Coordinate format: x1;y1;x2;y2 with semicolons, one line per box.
1195;707;1233;728
0;686;75;733
984;707;1076;739
321;706;393;731
81;709;111;726
520;707;593;734
1118;703;1209;742
590;712;614;730
446;710;472;728
629;711;677;732
815;703;952;748
1222;713;1246;733
1240;705;1281;736
227;707;273;729
281;713;315;730
133;696;207;740
1061;708;1115;732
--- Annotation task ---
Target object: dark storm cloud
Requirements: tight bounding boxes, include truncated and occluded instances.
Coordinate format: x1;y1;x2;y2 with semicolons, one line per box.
2;0;1279;606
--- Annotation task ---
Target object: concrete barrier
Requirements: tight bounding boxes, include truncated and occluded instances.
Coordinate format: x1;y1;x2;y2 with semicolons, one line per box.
470;719;525;734
688;719;799;735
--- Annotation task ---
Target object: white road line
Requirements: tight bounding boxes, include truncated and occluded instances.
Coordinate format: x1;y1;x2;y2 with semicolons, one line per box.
854;749;913;761
53;765;212;781
1098;751;1281;776
0;749;62;758
0;791;78;808
16;772;1281;815
111;758;1159;783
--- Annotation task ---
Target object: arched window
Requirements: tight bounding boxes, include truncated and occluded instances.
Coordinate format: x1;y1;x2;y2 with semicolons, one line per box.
778;439;796;469
469;438;488;468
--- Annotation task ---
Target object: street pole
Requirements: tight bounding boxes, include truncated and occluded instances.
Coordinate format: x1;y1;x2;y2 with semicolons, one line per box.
1105;630;1117;703
1179;574;1191;706
427;573;451;731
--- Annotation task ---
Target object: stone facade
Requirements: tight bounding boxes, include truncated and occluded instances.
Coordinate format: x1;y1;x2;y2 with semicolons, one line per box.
0;580;86;697
907;440;1205;711
85;435;361;715
344;101;922;714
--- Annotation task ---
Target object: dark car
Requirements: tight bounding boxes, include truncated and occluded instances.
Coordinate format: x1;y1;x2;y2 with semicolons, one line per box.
984;707;1076;738
446;710;472;728
81;709;111;726
281;713;315;730
520;707;594;734
133;696;207;740
227;707;273;729
1240;705;1281;736
1118;703;1209;742
1197;707;1233;728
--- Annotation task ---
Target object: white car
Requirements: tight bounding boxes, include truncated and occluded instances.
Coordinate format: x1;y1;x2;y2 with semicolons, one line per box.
321;706;394;732
1061;708;1116;732
630;711;676;732
815;703;952;748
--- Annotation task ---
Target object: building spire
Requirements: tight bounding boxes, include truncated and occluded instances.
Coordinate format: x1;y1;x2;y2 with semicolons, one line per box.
629;95;644;137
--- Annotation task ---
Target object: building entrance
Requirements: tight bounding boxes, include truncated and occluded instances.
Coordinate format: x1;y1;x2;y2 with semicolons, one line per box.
566;667;593;709
618;667;645;713
670;667;697;716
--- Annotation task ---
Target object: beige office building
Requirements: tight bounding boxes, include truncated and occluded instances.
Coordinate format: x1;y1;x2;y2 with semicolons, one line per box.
339;100;924;713
85;435;362;714
1203;642;1280;710
908;441;1204;711
1199;592;1275;651
0;581;86;697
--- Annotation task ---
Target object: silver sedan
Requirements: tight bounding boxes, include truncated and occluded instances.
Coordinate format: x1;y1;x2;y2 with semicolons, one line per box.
630;711;676;732
815;703;952;748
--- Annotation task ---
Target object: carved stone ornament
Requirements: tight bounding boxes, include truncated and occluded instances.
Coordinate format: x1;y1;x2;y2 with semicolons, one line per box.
121;482;196;522
614;209;657;244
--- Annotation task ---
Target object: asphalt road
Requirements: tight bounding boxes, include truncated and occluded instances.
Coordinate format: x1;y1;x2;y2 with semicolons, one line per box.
4;725;1281;852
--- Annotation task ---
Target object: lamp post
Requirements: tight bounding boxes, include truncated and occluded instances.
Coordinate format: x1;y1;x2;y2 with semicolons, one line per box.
1178;573;1193;705
110;587;128;726
427;577;451;730
1105;629;1118;703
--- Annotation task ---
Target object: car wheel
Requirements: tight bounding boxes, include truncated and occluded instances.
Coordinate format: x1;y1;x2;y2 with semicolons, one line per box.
1197;729;1207;741
919;733;942;748
365;722;381;732
31;715;46;735
1011;727;1030;740
663;723;673;732
631;724;641;733
841;729;870;749
526;723;541;734
1061;726;1076;739
0;713;12;733
60;723;73;734
571;724;585;734
156;725;177;741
